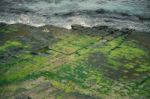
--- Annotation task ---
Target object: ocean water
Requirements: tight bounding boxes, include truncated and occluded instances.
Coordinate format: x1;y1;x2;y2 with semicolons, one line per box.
0;0;150;31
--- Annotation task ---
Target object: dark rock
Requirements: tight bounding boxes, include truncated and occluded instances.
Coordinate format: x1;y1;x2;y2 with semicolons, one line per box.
30;52;39;55
93;25;109;30
0;23;7;27
121;28;134;35
71;24;85;30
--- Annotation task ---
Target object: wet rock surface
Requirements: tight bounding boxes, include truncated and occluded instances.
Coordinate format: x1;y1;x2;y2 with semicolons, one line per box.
0;23;150;99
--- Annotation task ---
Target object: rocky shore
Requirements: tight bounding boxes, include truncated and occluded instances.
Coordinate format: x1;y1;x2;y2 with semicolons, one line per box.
0;23;150;99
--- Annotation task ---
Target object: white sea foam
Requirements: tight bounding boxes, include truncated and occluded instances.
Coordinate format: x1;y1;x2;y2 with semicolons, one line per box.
0;0;150;31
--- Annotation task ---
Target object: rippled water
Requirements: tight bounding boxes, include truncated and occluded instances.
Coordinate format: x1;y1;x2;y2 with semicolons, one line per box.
0;0;150;31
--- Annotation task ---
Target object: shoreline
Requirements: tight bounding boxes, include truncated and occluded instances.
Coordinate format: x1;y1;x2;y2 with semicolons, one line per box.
0;22;150;33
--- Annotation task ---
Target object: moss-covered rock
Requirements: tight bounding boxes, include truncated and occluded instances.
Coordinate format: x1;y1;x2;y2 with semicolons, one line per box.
0;24;150;99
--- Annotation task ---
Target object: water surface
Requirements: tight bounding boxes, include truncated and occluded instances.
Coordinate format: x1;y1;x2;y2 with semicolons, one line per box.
0;0;150;31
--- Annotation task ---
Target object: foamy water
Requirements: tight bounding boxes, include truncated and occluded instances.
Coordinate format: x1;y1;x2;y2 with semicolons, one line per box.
0;0;150;31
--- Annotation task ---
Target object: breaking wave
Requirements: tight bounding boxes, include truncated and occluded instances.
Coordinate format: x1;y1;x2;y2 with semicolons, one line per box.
0;0;150;31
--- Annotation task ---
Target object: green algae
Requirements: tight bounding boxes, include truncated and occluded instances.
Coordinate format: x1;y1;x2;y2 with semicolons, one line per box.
95;36;150;79
0;25;17;34
51;80;76;93
0;54;47;85
51;33;100;55
0;36;149;98
0;41;23;54
110;41;146;60
99;37;124;53
0;41;29;75
0;40;47;85
42;63;114;96
0;25;150;99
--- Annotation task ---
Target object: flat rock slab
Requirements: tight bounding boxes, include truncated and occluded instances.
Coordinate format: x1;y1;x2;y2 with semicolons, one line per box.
0;24;150;99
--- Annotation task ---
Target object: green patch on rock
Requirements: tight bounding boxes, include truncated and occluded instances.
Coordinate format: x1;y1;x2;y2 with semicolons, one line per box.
0;41;23;54
0;25;58;85
0;41;29;74
97;37;150;79
0;24;150;99
43;63;114;97
99;37;124;53
51;33;100;55
0;25;18;34
0;53;48;85
110;41;146;60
